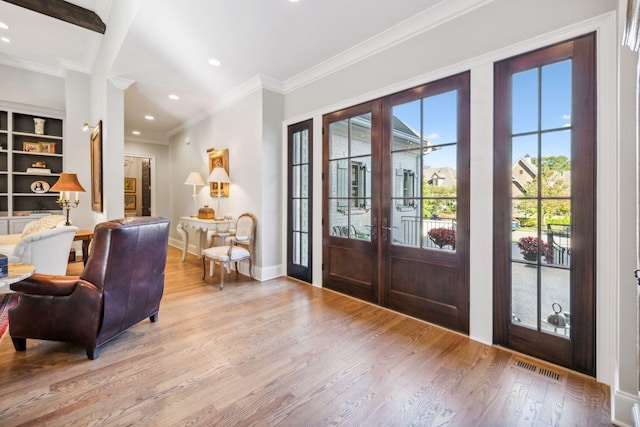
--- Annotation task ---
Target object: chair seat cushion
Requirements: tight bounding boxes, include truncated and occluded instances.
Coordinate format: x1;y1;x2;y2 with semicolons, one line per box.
202;245;250;262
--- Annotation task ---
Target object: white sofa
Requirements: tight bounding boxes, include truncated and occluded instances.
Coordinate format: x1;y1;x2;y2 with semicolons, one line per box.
0;215;78;276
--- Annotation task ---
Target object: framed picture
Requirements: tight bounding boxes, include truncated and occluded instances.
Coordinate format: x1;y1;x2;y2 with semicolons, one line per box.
124;194;136;210
38;142;56;153
208;148;229;197
90;120;103;212
23;141;40;152
124;177;136;193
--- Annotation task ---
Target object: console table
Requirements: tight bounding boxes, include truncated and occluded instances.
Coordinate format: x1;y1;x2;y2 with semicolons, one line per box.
177;217;233;261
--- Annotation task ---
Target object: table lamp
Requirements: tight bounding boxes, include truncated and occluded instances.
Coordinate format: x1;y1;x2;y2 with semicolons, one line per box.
50;172;86;226
207;167;230;219
184;172;206;217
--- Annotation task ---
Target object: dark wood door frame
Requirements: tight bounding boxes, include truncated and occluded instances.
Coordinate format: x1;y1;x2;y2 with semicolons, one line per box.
493;34;596;375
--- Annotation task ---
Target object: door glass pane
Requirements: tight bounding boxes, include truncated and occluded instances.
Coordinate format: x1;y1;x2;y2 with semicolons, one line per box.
392;100;421;151
391;150;421;198
292;199;300;232
329;120;348;159
350;113;372;157
391;202;420;246
300;233;308;267
293;132;301;164
300;129;309;163
423;199;456;251
542;200;571;267
423;90;458;144
293;231;300;264
541;266;570;337
511;261;537;328
292;165;301;198
541;130;571;196
512;134;538;198
541;60;571;131
511;204;540;263
300;165;309;198
512;68;539;134
329;159;348;198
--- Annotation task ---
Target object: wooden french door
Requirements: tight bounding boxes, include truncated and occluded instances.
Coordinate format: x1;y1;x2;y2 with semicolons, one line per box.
323;73;470;333
493;34;596;375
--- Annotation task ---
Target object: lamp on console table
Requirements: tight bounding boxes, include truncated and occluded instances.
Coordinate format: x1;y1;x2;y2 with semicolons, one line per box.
50;172;86;226
184;172;206;217
207;167;230;219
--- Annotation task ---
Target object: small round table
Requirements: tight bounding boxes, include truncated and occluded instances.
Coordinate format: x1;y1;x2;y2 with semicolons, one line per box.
0;263;36;293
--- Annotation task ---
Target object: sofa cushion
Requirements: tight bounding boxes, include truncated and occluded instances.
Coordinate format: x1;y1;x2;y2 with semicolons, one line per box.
21;215;67;238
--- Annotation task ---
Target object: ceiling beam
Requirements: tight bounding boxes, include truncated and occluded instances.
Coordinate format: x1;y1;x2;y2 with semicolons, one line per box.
2;0;106;34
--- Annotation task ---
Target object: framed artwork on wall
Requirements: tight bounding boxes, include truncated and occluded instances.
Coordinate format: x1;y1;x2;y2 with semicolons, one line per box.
90;120;103;212
124;194;136;210
208;148;229;197
124;177;136;193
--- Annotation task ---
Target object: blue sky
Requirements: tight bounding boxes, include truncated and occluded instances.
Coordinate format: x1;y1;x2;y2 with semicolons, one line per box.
391;58;572;169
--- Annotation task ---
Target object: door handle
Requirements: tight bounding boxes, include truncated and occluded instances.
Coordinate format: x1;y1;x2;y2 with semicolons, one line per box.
368;219;377;241
381;218;397;241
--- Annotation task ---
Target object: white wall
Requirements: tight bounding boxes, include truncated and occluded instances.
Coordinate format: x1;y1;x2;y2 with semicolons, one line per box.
0;64;64;111
64;70;93;231
168;90;284;278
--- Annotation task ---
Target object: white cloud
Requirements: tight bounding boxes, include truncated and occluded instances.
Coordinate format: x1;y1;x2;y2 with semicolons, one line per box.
426;132;439;140
562;114;571;120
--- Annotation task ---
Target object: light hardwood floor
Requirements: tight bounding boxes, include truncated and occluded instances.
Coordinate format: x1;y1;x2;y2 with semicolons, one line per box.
0;246;611;426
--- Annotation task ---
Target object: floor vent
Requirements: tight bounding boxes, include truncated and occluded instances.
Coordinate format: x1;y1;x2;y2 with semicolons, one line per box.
510;356;567;384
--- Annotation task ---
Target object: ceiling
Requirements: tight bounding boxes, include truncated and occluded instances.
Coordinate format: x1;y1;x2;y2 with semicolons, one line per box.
0;0;453;142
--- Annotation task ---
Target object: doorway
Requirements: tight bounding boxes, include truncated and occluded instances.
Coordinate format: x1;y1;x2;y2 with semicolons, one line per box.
124;155;152;216
322;72;470;332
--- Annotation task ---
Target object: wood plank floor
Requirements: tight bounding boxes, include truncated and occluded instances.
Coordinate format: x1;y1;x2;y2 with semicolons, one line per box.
0;246;611;426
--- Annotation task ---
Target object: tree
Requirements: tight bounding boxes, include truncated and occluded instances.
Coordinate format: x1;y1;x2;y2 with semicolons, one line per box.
517;156;570;225
422;184;457;219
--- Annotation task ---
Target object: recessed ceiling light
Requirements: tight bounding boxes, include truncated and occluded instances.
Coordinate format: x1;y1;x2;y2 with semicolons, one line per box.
289;0;300;2
1;37;9;43
0;22;8;30
132;131;141;135
144;115;155;120
208;58;222;67
168;94;179;100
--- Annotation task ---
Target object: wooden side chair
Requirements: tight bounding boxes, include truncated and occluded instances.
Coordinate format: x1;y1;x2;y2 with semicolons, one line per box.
202;213;256;289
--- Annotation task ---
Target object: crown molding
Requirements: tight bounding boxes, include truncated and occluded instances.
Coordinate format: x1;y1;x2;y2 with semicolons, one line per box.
0;54;65;77
167;75;284;137
282;0;495;93
109;76;135;90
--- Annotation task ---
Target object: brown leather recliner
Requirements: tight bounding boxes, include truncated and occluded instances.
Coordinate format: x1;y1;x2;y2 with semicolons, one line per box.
9;217;170;360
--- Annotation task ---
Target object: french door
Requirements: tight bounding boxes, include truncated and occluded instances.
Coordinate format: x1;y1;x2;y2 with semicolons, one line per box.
493;34;596;375
323;73;470;333
287;120;313;283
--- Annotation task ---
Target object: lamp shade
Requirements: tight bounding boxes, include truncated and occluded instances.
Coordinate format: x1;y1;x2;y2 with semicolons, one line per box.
50;173;86;192
184;172;206;186
207;167;230;183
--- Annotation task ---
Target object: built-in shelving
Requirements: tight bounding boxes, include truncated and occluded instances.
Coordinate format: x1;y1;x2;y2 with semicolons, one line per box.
0;108;64;221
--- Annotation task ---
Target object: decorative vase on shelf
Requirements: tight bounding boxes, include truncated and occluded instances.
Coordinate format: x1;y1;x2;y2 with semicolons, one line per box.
33;118;45;135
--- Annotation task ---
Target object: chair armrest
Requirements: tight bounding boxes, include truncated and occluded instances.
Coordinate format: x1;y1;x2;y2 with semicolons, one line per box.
10;274;94;297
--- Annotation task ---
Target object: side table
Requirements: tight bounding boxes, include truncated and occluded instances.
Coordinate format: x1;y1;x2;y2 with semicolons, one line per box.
0;263;36;294
74;230;94;266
